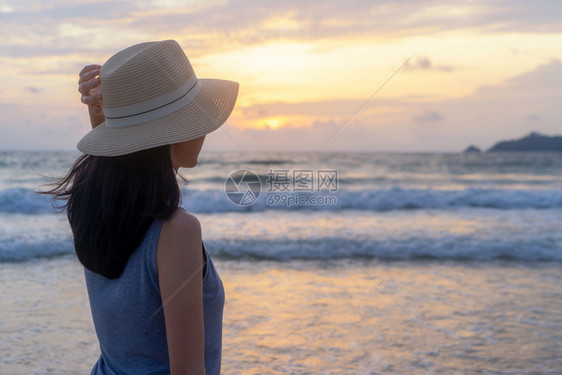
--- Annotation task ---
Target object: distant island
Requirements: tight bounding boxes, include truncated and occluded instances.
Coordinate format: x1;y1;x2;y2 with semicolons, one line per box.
463;145;482;153
463;132;562;153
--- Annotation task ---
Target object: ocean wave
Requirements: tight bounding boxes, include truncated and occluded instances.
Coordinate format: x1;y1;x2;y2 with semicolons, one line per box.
2;186;562;214
208;236;562;262
1;234;560;263
0;188;56;214
181;186;562;212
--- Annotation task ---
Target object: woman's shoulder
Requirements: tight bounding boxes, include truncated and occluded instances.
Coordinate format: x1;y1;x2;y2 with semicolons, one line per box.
163;208;201;234
157;208;202;261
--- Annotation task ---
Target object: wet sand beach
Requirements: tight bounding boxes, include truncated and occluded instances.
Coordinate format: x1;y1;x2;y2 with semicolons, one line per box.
2;255;561;374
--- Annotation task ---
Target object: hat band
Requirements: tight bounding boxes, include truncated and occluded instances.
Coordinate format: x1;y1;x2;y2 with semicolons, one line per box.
104;74;201;128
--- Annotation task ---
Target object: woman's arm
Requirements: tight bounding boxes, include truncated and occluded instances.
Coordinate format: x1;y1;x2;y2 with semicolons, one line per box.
157;209;206;375
78;64;105;129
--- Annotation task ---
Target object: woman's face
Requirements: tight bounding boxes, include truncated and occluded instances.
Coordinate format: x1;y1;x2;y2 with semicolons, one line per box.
170;135;206;169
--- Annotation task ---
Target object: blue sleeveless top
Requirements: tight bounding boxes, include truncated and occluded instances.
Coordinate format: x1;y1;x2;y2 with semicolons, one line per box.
84;219;225;375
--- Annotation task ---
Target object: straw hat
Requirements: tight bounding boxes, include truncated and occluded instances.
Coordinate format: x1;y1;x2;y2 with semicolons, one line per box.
77;40;239;156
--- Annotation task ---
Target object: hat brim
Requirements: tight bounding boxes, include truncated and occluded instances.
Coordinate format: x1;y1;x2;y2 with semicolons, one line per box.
77;78;239;157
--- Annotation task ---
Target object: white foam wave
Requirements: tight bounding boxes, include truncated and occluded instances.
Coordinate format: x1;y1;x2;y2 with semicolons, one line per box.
1;232;560;263
182;186;562;213
2;187;562;215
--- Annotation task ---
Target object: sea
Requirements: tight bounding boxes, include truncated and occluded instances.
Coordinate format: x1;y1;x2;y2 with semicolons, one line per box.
1;150;561;374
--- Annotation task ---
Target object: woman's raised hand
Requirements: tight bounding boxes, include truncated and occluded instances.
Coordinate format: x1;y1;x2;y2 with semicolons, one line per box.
78;64;105;128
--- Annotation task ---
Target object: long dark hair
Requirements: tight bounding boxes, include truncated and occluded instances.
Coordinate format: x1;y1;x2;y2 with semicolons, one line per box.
44;145;181;279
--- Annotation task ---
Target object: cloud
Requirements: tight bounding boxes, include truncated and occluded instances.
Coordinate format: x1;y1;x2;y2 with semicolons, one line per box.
2;0;562;60
502;58;562;92
413;110;445;123
0;102;87;150
240;106;268;118
404;57;453;72
25;86;42;94
2;60;561;152
0;1;133;21
527;113;540;121
405;59;562;150
1;1;562;152
206;119;350;152
219;59;562;152
237;99;390;118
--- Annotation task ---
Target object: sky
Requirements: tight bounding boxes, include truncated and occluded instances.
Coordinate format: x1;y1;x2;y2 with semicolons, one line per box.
1;0;561;152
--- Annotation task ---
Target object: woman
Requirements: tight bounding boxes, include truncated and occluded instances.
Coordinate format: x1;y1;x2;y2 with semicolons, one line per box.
49;40;238;374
